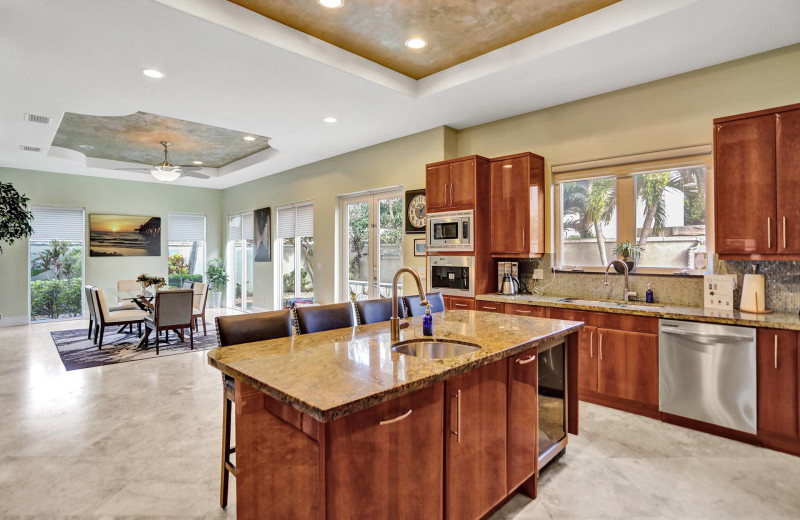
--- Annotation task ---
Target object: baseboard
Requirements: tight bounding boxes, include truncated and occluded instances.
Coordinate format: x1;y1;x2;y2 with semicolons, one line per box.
0;315;28;328
579;392;660;420
758;431;800;456
661;412;760;446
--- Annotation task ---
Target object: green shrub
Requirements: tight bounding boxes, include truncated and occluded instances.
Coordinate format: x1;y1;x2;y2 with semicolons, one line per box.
30;278;82;320
168;273;203;287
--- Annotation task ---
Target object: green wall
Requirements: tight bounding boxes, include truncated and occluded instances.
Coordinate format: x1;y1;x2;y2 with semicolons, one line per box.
0;168;222;325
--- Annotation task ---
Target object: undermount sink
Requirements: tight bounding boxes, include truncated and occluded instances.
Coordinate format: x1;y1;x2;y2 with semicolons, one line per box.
557;297;661;310
391;339;480;359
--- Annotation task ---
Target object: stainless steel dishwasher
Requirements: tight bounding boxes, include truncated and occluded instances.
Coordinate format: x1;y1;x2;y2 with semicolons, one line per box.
659;319;757;434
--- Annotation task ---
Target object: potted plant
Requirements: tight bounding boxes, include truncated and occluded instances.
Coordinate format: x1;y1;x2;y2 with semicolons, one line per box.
206;258;228;308
0;182;34;254
613;241;643;273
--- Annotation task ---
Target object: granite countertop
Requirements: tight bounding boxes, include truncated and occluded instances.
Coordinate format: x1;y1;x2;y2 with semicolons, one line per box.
207;310;582;422
477;294;800;330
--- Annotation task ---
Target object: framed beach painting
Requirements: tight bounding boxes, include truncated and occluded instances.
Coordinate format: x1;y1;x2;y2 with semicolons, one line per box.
89;214;161;257
254;207;271;262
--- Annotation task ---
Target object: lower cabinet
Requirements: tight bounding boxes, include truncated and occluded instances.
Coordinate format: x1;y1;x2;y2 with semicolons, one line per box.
507;348;538;494
756;329;799;441
578;325;598;395
596;328;658;406
505;303;548;318
476;300;505;313
445;360;508;520
445;296;475;310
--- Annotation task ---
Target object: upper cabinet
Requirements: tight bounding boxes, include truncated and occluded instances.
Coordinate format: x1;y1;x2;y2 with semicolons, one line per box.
714;103;800;259
490;152;545;257
426;157;484;212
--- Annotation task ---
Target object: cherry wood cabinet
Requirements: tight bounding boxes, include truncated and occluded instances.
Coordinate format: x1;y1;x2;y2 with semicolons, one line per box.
444;295;475;311
756;329;798;439
426;163;451;212
475;300;505;313
596;329;658;406
425;156;486;212
578;326;598;395
489;152;545;258
507;348;538;493
445;359;508;520
505;303;548;318
776;109;800;254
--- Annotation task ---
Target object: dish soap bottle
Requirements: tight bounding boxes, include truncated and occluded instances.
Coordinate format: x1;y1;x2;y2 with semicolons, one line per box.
423;304;434;336
646;283;654;303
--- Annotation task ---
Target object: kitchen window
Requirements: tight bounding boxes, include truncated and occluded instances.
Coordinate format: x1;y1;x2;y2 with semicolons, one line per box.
167;213;206;287
554;146;712;272
276;202;314;308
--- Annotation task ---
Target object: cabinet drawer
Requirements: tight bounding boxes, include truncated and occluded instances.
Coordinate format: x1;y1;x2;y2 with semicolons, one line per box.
505;304;547;318
594;312;658;334
476;301;505;313
548;307;596;326
447;297;475;311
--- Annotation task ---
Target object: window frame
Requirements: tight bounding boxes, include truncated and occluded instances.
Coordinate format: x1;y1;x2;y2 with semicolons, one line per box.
274;201;314;309
553;149;714;274
167;212;207;287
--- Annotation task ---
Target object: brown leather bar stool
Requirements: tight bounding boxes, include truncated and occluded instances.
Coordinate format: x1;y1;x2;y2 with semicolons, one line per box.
404;292;446;316
215;310;293;508
355;297;405;324
295;302;355;334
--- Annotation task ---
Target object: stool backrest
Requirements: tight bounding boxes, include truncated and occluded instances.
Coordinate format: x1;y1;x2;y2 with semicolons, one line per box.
404;292;445;317
295;302;355;334
216;310;293;347
355;297;405;324
154;289;194;328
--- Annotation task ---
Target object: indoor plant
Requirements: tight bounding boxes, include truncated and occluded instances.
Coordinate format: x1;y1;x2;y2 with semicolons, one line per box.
206;258;228;308
613;241;643;273
0;182;34;253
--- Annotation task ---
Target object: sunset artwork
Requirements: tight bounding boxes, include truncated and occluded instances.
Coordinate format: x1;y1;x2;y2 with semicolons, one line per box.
89;214;161;257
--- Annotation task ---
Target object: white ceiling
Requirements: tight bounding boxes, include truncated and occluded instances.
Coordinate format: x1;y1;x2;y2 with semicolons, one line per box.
1;0;799;189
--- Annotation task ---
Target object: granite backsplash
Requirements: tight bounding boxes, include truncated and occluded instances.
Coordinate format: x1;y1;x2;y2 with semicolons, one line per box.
506;254;800;313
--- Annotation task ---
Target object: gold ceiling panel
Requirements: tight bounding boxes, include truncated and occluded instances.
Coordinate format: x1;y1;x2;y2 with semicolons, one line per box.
228;0;621;79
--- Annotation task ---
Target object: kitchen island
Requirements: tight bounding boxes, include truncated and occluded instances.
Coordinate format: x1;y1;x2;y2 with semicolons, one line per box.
207;310;583;520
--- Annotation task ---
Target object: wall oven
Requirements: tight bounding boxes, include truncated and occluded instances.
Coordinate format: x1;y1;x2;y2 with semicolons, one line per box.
427;255;475;298
427;210;474;252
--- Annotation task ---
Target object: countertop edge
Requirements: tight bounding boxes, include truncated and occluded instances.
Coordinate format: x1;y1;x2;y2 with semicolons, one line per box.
207;321;583;422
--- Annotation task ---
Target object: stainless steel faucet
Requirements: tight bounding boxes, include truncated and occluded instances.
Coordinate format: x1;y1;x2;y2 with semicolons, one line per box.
604;260;636;302
391;267;428;341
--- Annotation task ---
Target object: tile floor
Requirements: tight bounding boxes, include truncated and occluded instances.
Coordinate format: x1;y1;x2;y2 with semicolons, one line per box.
1;312;799;519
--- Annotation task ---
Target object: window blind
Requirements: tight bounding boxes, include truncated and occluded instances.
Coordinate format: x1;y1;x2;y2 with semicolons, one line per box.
168;213;206;242
31;206;84;242
241;212;254;241
276;203;314;239
228;215;242;241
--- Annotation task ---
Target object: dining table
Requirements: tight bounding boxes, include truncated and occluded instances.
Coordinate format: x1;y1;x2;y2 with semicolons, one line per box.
106;286;185;349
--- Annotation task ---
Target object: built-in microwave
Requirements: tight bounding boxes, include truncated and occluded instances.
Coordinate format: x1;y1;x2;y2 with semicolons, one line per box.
427;210;474;252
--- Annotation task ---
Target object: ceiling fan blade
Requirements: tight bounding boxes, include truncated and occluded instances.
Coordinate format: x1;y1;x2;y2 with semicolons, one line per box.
176;165;203;171
114;168;152;172
181;171;210;179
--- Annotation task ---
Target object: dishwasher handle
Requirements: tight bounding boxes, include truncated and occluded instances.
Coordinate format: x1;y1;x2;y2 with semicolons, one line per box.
661;327;753;344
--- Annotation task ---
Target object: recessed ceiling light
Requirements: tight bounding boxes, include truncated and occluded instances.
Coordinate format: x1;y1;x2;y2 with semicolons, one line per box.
323;117;338;123
142;69;165;79
243;136;256;141
318;0;344;8
193;161;203;165
78;144;94;150
405;38;427;49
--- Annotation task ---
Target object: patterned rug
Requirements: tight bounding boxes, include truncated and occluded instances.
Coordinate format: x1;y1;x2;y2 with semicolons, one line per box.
51;321;219;371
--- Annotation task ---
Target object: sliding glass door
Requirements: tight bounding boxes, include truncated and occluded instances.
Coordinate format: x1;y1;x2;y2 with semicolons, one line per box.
227;213;254;311
341;190;403;301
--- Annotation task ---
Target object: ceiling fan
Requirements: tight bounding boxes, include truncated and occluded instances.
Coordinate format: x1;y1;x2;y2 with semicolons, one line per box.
115;141;210;182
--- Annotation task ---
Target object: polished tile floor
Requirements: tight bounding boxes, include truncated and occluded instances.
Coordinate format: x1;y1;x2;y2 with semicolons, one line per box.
1;313;799;519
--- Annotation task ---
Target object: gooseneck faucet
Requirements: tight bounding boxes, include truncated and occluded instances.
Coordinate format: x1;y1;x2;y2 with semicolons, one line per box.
391;267;428;341
604;260;635;303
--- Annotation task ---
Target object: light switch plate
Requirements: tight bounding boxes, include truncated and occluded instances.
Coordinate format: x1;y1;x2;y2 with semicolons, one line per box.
532;269;544;280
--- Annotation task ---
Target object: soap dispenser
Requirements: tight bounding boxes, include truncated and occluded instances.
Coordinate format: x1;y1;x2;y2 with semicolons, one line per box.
646;283;654;303
422;304;434;336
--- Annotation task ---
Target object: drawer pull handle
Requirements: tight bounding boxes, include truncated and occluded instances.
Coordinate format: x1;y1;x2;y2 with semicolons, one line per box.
483;306;496;310
379;409;412;426
775;334;778;369
516;309;532;314
516;354;536;365
455;303;468;308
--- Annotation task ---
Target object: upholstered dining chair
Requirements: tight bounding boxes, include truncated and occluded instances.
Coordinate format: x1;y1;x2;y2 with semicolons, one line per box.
215;310;293;509
295;302;355;334
191;282;209;335
115;280;142;311
355;297;406;325
142;289;194;355
92;288;149;348
182;280;194;289
404;292;446;317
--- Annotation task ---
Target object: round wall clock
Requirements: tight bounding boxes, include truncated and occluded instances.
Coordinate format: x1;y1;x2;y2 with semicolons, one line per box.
405;189;426;234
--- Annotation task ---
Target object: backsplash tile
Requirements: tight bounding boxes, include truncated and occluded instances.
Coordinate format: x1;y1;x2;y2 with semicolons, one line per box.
718;260;800;313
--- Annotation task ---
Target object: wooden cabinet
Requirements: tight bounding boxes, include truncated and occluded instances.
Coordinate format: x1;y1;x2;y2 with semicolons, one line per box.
578;326;598;395
444;296;475;311
596;328;659;406
326;383;444;520
756;329;798;439
507;348;538;493
505;303;547;318
425;157;483;212
489;152;545;257
714;103;800;259
476;300;505;313
445;360;508;520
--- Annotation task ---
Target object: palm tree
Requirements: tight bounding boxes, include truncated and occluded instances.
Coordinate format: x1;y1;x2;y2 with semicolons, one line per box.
562;179;616;265
636;170;700;250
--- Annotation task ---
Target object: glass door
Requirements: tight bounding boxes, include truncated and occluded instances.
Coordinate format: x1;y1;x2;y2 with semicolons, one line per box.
227;213;254;311
342;190;403;301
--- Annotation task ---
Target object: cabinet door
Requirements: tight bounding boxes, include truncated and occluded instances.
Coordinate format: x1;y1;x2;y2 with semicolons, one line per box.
597;329;658;405
505;303;547;318
449;158;476;209
447;296;475;311
715;115;777;255
476;300;505;313
578;326;598;395
326;383;444;520
426;163;451;212
491;156;530;254
756;329;798;438
777;110;800;254
507;349;538;492
446;361;507;520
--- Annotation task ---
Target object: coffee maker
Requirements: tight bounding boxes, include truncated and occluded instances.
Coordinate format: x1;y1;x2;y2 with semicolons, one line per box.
498;261;520;295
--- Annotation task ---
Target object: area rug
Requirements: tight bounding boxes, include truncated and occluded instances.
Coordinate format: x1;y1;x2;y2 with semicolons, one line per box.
51;322;219;371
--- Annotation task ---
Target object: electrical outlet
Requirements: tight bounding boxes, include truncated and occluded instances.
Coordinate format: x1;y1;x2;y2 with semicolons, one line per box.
532;269;544;280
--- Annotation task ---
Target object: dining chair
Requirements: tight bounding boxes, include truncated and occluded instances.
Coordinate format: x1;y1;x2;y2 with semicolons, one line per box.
182;281;194;289
191;282;209;335
215;310;293;509
92;288;149;348
142;289;194;355
295;302;355;334
355;297;406;325
404;292;446;317
115;280;141;311
84;285;99;341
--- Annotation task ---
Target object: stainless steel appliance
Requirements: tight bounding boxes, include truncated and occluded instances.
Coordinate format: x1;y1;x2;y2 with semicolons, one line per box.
427;255;474;298
501;274;520;295
497;261;519;294
659;319;757;434
538;337;568;469
427;210;474;252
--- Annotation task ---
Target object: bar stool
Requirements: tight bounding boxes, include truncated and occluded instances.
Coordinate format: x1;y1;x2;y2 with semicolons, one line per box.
355;297;406;324
404;292;446;316
295;302;355;334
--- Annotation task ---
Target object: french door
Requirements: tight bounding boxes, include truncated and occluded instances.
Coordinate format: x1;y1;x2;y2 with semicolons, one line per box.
341;190;404;301
227;213;254;311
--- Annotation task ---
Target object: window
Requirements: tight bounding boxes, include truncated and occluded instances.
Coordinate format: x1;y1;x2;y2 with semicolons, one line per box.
228;212;254;311
29;206;85;322
276;203;314;308
555;147;711;272
168;213;206;287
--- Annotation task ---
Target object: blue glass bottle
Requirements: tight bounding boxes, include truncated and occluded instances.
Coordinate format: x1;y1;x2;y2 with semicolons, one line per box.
646;283;654;303
422;305;433;336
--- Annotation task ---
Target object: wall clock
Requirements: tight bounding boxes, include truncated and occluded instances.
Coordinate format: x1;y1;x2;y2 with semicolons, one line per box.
405;189;426;234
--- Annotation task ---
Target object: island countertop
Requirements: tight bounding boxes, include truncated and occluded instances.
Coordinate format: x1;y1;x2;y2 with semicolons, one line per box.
207;309;582;422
